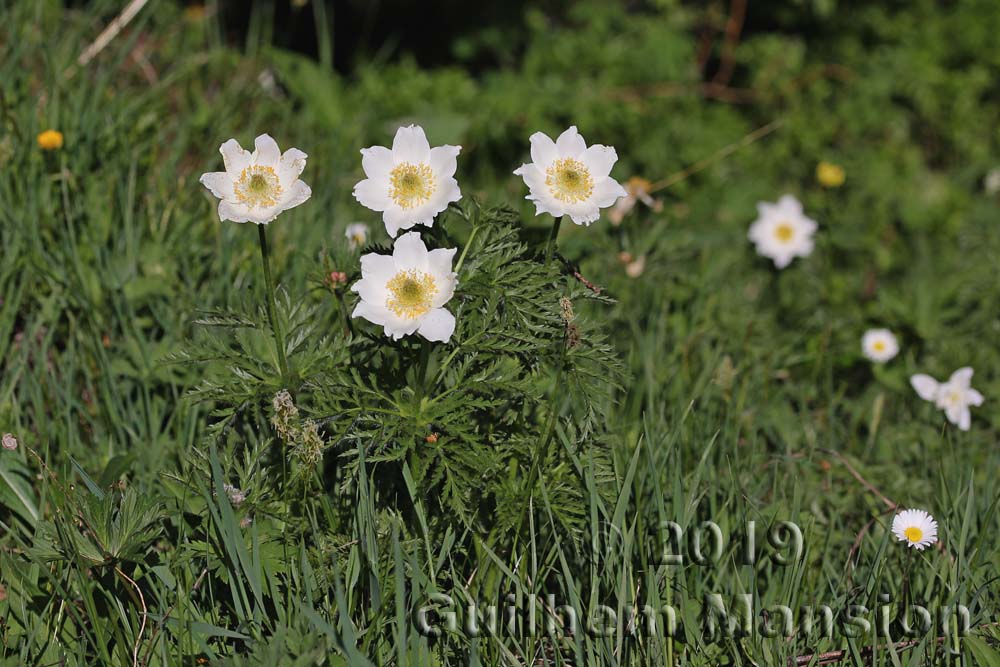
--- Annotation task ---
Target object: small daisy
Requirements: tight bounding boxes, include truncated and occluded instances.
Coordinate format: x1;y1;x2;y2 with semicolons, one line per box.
910;367;984;431
199;134;311;225
862;328;899;363
351;232;457;342
346;223;370;250
513;126;627;226
353;125;462;238
747;194;817;269
891;509;938;550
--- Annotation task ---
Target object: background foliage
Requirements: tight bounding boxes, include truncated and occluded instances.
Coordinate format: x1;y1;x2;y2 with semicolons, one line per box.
2;0;1000;664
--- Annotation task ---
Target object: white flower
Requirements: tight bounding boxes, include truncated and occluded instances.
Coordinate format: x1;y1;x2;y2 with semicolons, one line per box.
747;194;817;269
345;223;369;250
353;125;462;238
513;126;627;226
910;367;984;431
351;232;457;342
862;329;899;363
199;134;311;224
1;433;16;451
891;509;938;550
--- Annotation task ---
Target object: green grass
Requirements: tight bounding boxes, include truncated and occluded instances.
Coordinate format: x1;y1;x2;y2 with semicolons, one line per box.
3;0;1000;665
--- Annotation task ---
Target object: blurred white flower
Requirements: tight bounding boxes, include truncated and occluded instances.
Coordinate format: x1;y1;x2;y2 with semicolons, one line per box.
910;367;984;431
861;328;898;363
200;134;311;224
891;509;938;550
747;194;817;269
984;168;1000;195
513;126;627;226
1;433;16;451
353;125;462;238
346;223;370;250
608;176;662;226
351;232;457;342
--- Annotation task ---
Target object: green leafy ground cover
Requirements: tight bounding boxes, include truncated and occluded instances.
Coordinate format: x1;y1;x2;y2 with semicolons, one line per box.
2;0;1000;664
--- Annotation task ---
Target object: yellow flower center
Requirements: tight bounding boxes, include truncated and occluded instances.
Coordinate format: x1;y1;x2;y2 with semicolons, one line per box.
386;270;437;320
389;163;436;209
873;341;886;352
545;158;594;203
234;166;282;208
774;222;795;242
904;526;923;543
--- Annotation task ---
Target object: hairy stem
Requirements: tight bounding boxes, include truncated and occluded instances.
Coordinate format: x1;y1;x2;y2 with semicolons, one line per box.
258;224;289;379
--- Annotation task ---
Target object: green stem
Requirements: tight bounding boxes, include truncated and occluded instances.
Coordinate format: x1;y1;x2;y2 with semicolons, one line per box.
454;224;479;274
335;290;353;339
257;224;289;379
544;215;563;262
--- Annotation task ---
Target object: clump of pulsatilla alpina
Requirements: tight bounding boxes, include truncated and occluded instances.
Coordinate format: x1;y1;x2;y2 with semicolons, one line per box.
559;297;581;350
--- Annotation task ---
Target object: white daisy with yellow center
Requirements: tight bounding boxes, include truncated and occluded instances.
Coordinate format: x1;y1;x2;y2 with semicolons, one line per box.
747;194;817;269
513;126;627;226
891;509;938;551
353;125;462;238
345;223;370;251
862;328;899;363
351;232;458;342
199;134;311;224
911;367;984;431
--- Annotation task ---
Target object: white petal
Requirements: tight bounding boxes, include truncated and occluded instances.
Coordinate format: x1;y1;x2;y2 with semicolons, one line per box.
555;126;586;157
949;367;974;387
392;232;429;269
218;200;252;224
966;389;984;406
528;131;558;168
514;163;546;193
358;252;397;286
278;147;308;185
429;145;461;177
777;194;803;216
580;144;618;178
361;146;394;179
958;407;971;431
392;125;431;163
278;180;311;211
910;375;939;401
427;248;457;307
200;171;233;200
383;207;415;237
220;139;251;174
564;203;601;226
418;308;455;343
772;253;794;269
354;178;391;212
590;177;628;209
253;134;281;167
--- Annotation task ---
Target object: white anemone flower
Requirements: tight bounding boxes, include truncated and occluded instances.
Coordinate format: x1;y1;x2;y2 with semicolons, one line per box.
891;509;938;551
353;125;462;238
747;194;817;269
910;367;984;431
199;134;311;224
351;232;457;342
862;328;899;363
513;126;627;226
346;223;369;250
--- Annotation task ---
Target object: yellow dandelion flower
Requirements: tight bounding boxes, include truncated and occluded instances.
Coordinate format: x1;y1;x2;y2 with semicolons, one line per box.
816;161;845;188
37;129;64;151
